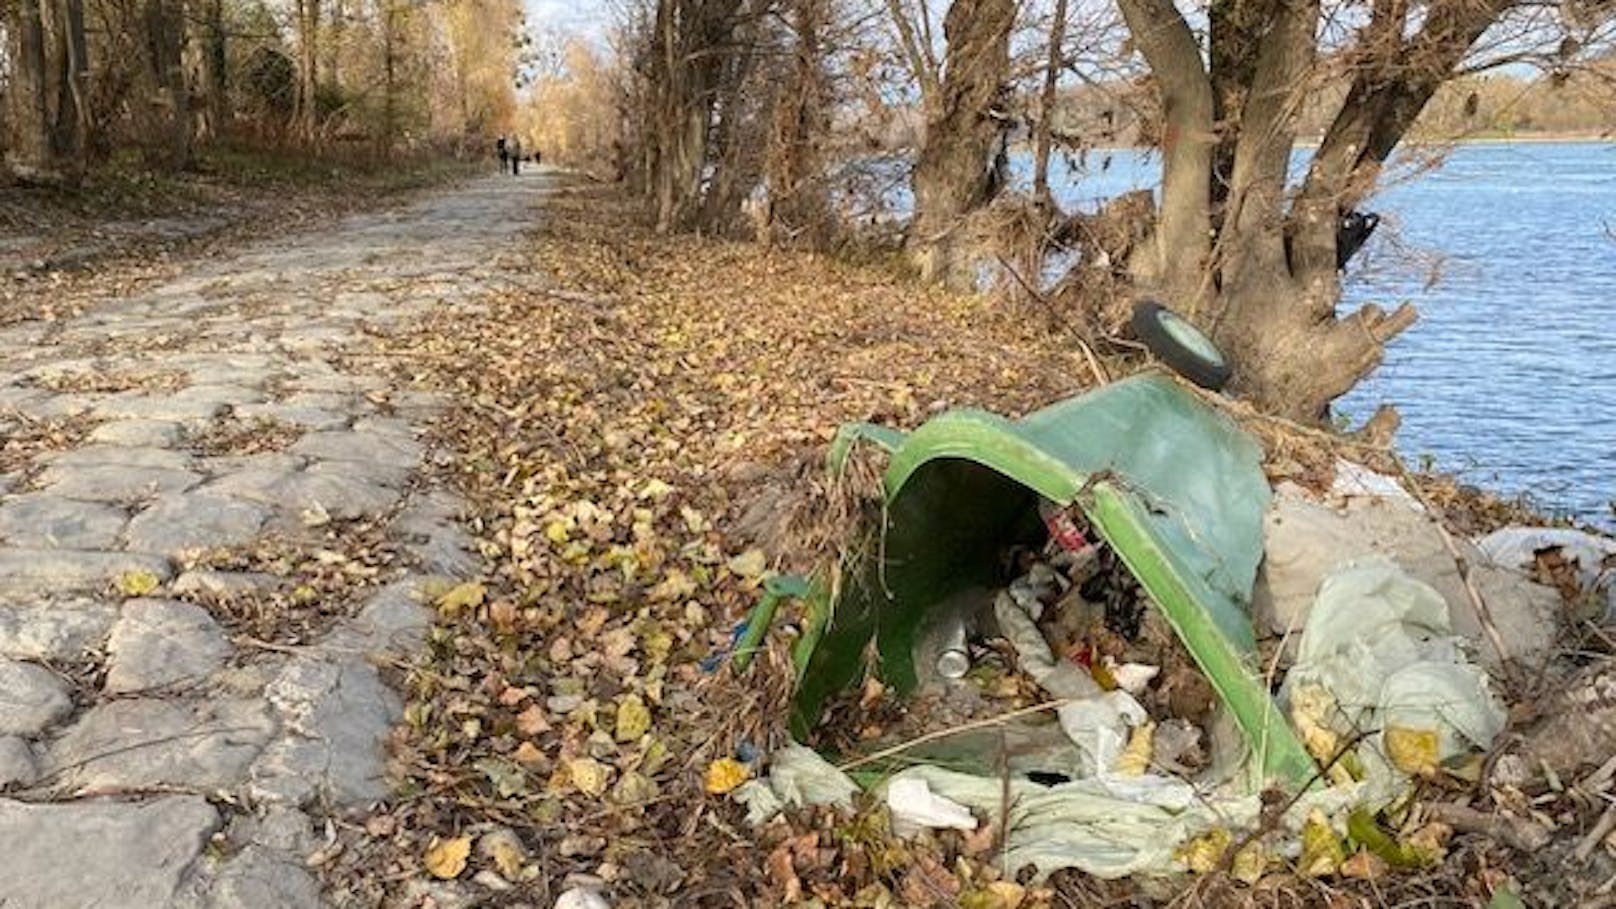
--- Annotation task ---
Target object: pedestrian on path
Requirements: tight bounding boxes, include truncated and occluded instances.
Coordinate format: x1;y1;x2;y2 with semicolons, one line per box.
509;137;522;176
496;135;509;174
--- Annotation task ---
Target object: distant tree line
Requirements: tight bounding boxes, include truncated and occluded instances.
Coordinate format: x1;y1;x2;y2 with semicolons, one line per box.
1;0;525;181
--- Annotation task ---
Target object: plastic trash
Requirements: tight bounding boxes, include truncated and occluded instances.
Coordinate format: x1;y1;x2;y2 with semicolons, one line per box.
1283;556;1506;765
1478;525;1616;621
555;888;611;909
886;776;978;837
993;589;1148;776
731;743;858;825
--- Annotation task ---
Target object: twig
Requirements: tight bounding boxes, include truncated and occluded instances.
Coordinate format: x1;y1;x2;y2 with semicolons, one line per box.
1424;802;1552;853
1390;453;1517;681
1578;753;1616;794
992;253;1109;387
1576;802;1616;863
835;699;1071;773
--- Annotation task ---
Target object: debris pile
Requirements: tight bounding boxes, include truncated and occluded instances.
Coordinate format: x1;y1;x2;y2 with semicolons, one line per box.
730;374;1606;890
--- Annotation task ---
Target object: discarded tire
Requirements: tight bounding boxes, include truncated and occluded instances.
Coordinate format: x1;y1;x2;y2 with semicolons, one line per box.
1130;300;1232;392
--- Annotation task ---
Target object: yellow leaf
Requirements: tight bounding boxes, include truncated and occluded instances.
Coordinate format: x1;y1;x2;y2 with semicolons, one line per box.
514;741;545;765
1114;721;1154;777
615;694;651;742
1299;811;1346;877
704;757;750;795
544;520;570;544
1175;827;1230;873
568;757;611;797
423;835;471;880
648;569;697;602
1231;842;1268;884
638;479;674;499
726;548;768;579
436;581;486;617
480;831;527;879
116;569;160;597
1385;725;1442;777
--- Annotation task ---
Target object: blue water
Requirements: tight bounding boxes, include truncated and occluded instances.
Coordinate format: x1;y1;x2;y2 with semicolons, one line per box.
1022;143;1616;527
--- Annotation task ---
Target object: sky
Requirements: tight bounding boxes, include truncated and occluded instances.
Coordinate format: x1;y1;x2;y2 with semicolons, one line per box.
525;0;611;41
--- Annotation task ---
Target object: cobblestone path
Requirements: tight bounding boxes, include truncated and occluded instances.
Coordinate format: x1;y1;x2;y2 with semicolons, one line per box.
0;172;554;908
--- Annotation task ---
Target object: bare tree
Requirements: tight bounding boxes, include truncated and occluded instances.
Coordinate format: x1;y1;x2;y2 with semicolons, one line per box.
1111;0;1581;419
761;0;833;247
904;0;1017;287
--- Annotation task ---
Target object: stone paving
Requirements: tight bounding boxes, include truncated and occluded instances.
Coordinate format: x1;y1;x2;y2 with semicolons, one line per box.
0;172;555;907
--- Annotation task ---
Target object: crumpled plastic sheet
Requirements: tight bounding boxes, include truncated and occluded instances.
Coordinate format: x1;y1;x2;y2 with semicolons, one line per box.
1282;556;1507;764
1478;525;1616;622
743;558;1505;882
732;743;859;825
993;590;1147;777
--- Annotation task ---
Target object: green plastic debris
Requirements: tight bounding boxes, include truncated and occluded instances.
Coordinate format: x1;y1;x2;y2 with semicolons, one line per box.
731;574;815;673
790;374;1317;787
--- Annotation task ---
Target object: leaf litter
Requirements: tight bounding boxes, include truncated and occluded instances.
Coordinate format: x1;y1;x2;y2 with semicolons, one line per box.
315;180;1606;908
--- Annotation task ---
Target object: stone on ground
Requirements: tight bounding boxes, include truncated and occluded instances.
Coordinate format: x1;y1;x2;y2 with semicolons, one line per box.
105;599;231;693
0;657;74;735
0;796;218;909
124;493;271;556
47;698;275;794
0;494;127;550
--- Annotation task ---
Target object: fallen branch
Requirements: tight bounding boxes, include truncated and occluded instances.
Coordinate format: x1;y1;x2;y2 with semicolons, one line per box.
1424;802;1552;852
835;699;1071;773
1575;803;1616;863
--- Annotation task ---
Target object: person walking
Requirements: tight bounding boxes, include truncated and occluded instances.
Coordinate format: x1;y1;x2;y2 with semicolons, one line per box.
496;135;509;174
509;136;522;176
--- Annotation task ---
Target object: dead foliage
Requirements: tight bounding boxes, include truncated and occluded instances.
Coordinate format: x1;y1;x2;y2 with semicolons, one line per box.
186;416;302;457
0;412;102;475
175;517;404;644
321;179;1611;907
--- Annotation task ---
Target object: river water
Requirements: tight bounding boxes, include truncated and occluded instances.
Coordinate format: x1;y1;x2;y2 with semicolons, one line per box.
1025;142;1616;527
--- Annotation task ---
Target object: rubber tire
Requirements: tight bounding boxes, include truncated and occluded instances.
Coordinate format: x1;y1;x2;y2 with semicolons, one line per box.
1130;300;1233;392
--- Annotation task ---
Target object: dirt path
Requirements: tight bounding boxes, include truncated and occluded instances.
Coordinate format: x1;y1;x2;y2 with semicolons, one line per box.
0;171;555;908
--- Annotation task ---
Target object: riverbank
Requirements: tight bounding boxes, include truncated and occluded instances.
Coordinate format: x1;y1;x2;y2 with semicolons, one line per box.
337;177;1616;906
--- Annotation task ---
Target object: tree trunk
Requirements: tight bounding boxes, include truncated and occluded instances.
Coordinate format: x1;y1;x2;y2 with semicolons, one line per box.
48;0;90;174
294;0;321;142
139;0;194;169
6;0;58;179
908;0;1016;289
203;0;230;140
762;0;831;248
1031;0;1067;206
1112;0;1512;420
643;0;741;233
1116;0;1215;315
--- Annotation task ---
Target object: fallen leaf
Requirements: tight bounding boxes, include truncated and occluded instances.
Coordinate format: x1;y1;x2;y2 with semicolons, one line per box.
437;581;486;617
476;757;528;797
423;835;471;879
1341;849;1388;880
479;830;528;879
116;568;160;597
727;548;767;579
1385;725;1441;777
704;757;750;795
1299;810;1346;877
514;741;545;765
515;704;551;736
489;599;520;634
1114;721;1154;776
615;694;651;742
568;757;612;797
